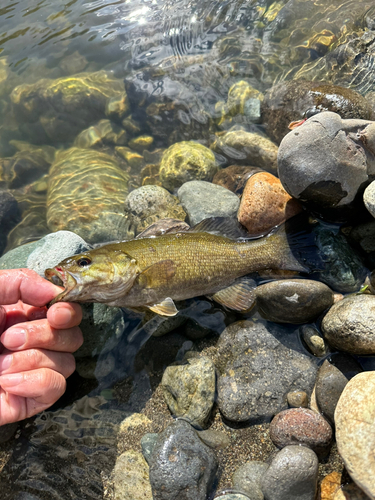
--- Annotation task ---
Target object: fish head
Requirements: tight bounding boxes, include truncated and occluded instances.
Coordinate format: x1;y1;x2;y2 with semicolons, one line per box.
45;247;139;305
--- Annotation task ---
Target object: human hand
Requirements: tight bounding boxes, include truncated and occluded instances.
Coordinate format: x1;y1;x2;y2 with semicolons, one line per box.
0;269;83;426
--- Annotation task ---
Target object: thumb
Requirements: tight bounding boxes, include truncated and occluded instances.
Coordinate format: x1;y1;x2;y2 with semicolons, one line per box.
0;305;6;335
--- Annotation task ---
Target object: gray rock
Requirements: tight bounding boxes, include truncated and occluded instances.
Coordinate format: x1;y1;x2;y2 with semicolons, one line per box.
161;356;216;428
0;190;20;256
113;450;153;500
215;495;254;500
196;429;231;450
141;433;159;464
321;295;375;354
177;180;240;226
148;420;218;500
364;180;375;218
0;240;39;270
315;353;363;424
255;279;334;324
232;461;269;500
216;321;318;423
0;422;18;443
261;446;318;500
300;325;329;357
335;372;375;500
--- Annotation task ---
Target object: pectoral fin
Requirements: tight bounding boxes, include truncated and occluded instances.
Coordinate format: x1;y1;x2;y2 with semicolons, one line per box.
148;297;179;316
138;259;176;288
210;277;257;312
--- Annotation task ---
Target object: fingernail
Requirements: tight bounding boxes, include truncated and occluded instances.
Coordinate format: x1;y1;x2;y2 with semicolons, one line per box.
2;328;26;349
0;354;13;371
0;373;23;387
53;306;74;327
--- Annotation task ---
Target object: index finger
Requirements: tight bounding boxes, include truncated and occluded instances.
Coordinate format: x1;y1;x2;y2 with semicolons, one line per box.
0;269;62;307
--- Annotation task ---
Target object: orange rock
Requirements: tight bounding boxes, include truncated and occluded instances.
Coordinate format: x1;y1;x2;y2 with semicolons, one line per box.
237;172;302;235
320;471;342;500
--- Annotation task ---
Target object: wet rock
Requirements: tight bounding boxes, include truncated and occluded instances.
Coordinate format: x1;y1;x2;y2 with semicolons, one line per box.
300;325;329;357
73;119;128;149
215;494;254;500
0;190;20;256
255;279;333;323
113;450;153;500
141;433;159;464
261;445;318;500
47;148;129;244
232;461;268;500
262;80;373;144
315;354;363;424
320;471;342;500
0;422;18;444
364;181;375;219
269;408;332;458
161;356;216;428
212;165;262;195
287;390;308;408
148;419;218;500
278;111;375;221
349;221;375;265
177;180;240;225
116;146;144;168
334;483;372;500
215;321;317;423
128;135;154;152
211;130;278;175
124;185;186;236
322;295;375;354
335;371;375;500
0;240;40;270
238;172;302;235
216;81;263;128
159;141;218;192
196;429;231;450
0;150;51;189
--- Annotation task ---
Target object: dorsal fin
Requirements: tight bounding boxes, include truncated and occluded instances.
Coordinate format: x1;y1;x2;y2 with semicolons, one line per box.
189;217;259;240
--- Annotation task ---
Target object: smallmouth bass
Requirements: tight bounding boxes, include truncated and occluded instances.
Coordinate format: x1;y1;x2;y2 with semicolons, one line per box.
45;217;319;316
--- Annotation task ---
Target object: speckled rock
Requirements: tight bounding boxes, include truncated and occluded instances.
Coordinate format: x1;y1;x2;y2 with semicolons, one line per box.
322;295;375;355
215;321;318;423
232;461;268;500
161;356;216;428
269;408;332;458
0;190;20;256
124;185;186;236
300;325;329;357
315;353;363;424
238;173;302;235
113;450;153;500
177;180;240;225
212;165;262;194
261;445;318;500
159;141;218;192
335;372;375;499
287;390;308;408
255;279;334;323
211;130;278;175
148;419;218;500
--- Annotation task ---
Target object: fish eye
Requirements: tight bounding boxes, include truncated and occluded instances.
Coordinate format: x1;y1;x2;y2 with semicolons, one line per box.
77;257;92;267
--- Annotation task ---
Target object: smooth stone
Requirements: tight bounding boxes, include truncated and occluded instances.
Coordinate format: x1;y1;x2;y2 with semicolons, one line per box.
177;180;240;226
335;371;375;499
238;173;302;235
161;356;216;428
300;325;329;357
364;181;375;218
319;471;342;500
215;495;253;500
148;420;218;500
128;135;154;152
0;422;18;443
255;279;334;324
261;445;318;500
141;433;159;464
269;408;332;458
212;165;262;195
216;321;317;423
232;461;269;500
113;450;153;500
287;390;308;408
0;190;20;255
322;295;375;354
0;240;39;270
315;353;363;424
196;429;231;450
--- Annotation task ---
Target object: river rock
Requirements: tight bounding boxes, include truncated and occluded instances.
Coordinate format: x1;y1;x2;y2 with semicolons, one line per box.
148;420;218;500
315;353;363;424
0;190;20;256
215;321;317;423
159;141;218;192
261;445;318;500
278;111;375;220
232;461;268;500
255;279;334;323
0;422;18;444
322;295;375;354
0;241;39;270
320;471;342;500
0;150;51;190
124;185;186;236
196;429;231;450
334;483;373;500
73;119;127;149
215;495;254;500
212;165;262;194
141;433;159;464
300;325;329;357
161;356;216;428
335;371;375;500
113;450;153;500
364;181;375;219
177;180;240;225
128;135;154;152
287;390;308;408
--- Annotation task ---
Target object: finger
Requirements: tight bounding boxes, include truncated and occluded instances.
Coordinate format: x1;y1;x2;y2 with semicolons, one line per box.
0;349;76;379
1;320;83;353
2;301;47;331
47;303;82;329
0;269;63;307
0;305;6;334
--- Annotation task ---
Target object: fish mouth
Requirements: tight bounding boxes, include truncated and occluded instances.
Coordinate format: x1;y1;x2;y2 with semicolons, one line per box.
288;118;307;130
45;267;78;305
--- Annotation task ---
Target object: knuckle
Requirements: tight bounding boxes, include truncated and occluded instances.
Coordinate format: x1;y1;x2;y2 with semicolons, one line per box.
26;349;43;368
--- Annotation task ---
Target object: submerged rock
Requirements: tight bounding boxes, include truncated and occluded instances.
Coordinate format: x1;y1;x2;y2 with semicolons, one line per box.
113;450;153;500
74;119;128;149
212;165;261;195
0;191;20;256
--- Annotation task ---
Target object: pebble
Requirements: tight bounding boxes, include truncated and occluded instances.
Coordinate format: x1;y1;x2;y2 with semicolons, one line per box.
161;356;216;428
269;408;332;458
196;429;231;450
215;321;317;423
232;461;269;500
315;353;363;424
177;180;240;226
335;371;375;500
141;433;159;464
300;325;329;357
287;390;308;408
237;172;302;235
212;165;262;195
261;445;318;500
254;279;334;323
321;295;375;354
0;190;20;255
113;450;153;500
319;471;342;500
148;420;218;500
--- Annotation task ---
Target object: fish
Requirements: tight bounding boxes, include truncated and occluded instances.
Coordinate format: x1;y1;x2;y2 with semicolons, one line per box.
45;217;320;317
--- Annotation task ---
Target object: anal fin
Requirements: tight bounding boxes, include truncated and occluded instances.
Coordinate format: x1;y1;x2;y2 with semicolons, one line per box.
210;277;257;312
148;297;179;317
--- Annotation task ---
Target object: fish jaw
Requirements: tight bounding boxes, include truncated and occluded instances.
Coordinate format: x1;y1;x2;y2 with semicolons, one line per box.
45;267;79;305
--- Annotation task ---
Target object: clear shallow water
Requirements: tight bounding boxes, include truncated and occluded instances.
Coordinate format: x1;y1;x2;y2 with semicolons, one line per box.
1;0;375;498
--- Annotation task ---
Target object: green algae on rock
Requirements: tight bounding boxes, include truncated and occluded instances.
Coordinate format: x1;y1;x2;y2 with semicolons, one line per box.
47;147;129;244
